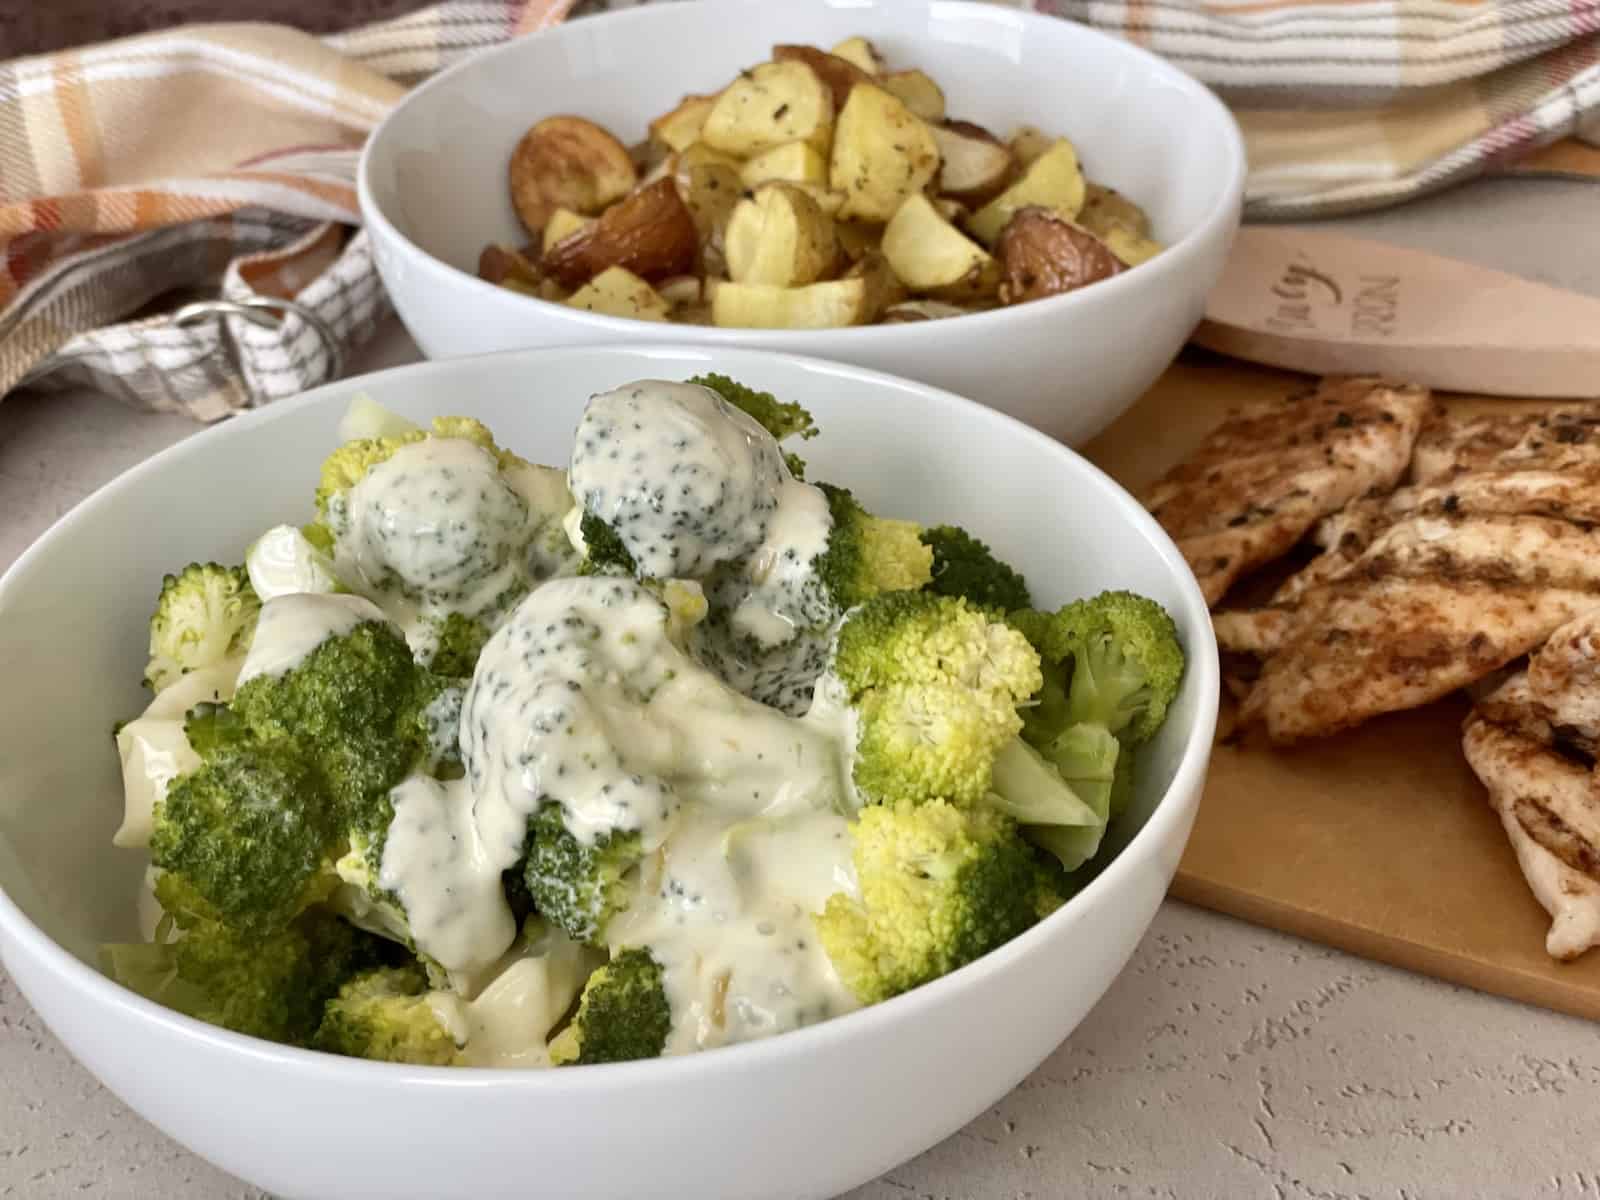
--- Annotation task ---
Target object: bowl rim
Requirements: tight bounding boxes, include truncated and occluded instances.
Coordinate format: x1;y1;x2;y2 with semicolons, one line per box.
0;342;1219;1091
355;0;1247;345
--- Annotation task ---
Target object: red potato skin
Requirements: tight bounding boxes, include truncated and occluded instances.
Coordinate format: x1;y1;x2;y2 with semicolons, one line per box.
540;178;700;287
996;207;1124;304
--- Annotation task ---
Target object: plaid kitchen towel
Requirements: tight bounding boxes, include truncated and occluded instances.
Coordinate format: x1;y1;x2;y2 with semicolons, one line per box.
2;0;1596;419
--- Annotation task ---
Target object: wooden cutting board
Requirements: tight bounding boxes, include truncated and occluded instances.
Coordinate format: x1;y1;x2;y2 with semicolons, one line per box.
1082;354;1600;1021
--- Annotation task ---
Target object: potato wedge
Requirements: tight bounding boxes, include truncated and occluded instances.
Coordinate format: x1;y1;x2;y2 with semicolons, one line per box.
882;193;997;299
673;142;743;250
879;70;945;122
829;36;884;76
509;115;637;234
834;221;880;262
649;94;718;154
773;44;872;111
477;243;541;287
724;184;839;287
542;208;595;254
657;275;703;306
1008;124;1054;168
967;138;1086;246
766;181;847;216
702;61;834;157
932;120;1014;206
842;251;906;322
995;207;1123;304
1101;224;1164;268
711;278;868;328
829;83;940;223
1079;182;1152;239
542;177;699;286
564;266;671;321
739;140;829;189
881;299;970;323
933;197;969;224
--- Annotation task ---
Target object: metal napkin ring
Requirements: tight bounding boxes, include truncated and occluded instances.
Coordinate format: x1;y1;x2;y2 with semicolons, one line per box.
172;295;345;384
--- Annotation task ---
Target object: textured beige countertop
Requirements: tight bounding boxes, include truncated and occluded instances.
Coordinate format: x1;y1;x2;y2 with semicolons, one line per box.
2;174;1598;1199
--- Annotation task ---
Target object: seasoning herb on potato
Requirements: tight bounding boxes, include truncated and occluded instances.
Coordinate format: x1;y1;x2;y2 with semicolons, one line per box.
482;39;1163;327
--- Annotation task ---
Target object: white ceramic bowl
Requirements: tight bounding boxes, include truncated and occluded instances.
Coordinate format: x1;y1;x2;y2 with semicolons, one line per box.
0;346;1217;1200
358;0;1245;446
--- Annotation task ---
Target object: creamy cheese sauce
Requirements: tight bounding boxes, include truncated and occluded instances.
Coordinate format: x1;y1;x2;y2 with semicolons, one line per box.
245;524;341;601
379;775;516;973
238;593;391;685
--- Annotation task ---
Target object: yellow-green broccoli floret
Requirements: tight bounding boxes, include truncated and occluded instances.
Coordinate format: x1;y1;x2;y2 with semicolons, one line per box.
313;963;459;1065
144;563;260;692
426;612;491;679
817;800;1061;1004
920;525;1031;613
576;509;639;578
815;485;934;611
522;804;643;947
548;948;670;1065
830;592;1040;807
689;372;819;478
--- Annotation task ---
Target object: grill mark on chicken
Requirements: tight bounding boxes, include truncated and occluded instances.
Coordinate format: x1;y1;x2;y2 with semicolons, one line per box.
1142;377;1430;606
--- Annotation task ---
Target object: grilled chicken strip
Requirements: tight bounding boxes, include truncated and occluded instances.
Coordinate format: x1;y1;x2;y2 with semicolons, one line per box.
1142;377;1430;606
1411;406;1600;485
1238;511;1600;741
1527;610;1600;746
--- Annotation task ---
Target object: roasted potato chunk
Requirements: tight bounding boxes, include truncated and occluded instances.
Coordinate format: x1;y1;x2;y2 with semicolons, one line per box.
882;193;998;299
509;115;637;234
565;266;671;320
1101;224;1164;268
881;299;970;323
829;36;885;76
724;184;840;287
967;138;1086;246
541;177;699;286
772;44;872;111
739;140;829;189
711;277;868;328
542;208;595;254
1008;124;1054;168
842;251;906;321
477;243;541;287
673;142;743;252
995;207;1123;304
829;83;940;223
879;70;945;122
702;61;834;157
649;94;718;153
834;221;880;262
932;120;1014;206
1079;182;1152;239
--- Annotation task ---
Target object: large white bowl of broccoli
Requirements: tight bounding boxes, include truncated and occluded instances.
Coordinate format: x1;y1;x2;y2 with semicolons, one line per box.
0;346;1217;1200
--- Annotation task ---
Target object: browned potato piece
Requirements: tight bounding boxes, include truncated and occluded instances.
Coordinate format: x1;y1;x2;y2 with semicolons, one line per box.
772;44;873;111
834;221;880;262
932;120;1014;206
702;61;834;157
565;266;671;321
657;275;704;306
771;182;847;216
842;251;906;321
933;197;969;224
829;36;885;76
542;209;594;254
882;194;997;300
1079;182;1151;238
881;299;970;323
879;70;945;122
1101;224;1164;268
509;116;637;235
1009;125;1054;168
829;84;940;223
649;94;718;153
739;140;829;188
542;178;699;286
995;207;1123;304
724;184;840;287
477;243;541;286
711;277;868;328
967;138;1086;246
673;143;743;252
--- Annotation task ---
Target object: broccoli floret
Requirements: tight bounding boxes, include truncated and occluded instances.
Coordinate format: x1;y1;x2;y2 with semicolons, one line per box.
827;591;1040;807
313;963;459;1065
522;804;642;946
815;485;934;611
688;373;819;444
104;873;388;1044
548;948;670;1065
144;563;260;692
987;728;1118;873
1011;591;1184;747
816;801;1061;1004
428;613;490;679
920;525;1031;612
576;509;639;578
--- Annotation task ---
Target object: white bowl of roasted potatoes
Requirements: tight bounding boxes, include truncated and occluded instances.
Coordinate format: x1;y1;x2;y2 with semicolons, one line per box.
359;0;1245;443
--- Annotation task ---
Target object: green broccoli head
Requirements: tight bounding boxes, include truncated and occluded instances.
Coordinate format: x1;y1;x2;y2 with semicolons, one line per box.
313;963;459;1065
576;509;640;578
688;373;818;445
522;804;642;947
427;613;491;680
815;485;934;612
829;591;1041;807
145;563;260;692
920;526;1031;613
1010;591;1184;747
548;947;670;1065
150;739;340;935
816;800;1061;1004
104;872;389;1044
